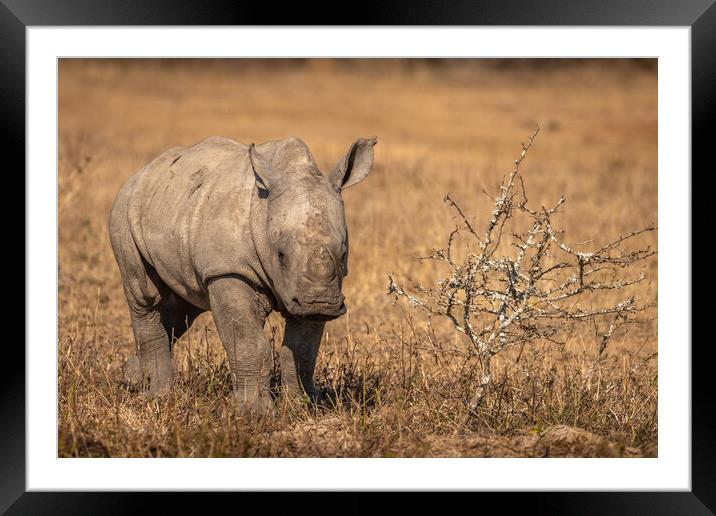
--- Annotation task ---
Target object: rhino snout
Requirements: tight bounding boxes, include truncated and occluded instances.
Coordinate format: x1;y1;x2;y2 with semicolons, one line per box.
288;292;346;320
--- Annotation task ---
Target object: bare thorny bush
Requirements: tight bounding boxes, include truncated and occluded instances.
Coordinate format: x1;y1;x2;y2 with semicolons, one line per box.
388;127;656;409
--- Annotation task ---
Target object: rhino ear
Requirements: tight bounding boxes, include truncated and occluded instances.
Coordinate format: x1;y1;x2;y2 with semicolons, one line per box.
330;137;377;190
249;143;272;192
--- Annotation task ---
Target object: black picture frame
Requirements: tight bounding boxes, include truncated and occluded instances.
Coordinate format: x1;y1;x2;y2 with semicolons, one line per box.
5;0;711;513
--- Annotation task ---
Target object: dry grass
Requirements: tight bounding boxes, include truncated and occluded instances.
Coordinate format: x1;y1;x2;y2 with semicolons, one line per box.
58;59;657;457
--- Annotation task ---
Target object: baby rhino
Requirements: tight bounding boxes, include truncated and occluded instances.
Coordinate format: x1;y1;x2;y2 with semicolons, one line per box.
108;135;376;414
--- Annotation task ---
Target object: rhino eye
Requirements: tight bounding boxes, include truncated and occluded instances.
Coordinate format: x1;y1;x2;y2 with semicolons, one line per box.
277;250;287;267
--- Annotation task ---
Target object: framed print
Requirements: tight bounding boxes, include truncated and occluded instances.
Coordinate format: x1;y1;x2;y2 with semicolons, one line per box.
7;0;712;512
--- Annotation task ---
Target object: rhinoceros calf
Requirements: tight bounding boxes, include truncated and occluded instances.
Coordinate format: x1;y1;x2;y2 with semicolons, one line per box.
108;135;376;413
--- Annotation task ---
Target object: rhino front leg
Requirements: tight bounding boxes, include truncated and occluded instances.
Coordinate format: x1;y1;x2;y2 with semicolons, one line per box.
208;277;273;416
280;317;325;402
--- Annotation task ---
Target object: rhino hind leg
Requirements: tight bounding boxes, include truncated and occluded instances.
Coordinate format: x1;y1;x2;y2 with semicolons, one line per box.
111;231;203;393
124;292;204;394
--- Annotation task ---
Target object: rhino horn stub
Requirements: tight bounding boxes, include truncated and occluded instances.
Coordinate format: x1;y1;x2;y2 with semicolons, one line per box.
307;246;337;282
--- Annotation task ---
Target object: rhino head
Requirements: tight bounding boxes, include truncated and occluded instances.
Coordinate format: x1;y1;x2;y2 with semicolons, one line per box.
249;137;376;321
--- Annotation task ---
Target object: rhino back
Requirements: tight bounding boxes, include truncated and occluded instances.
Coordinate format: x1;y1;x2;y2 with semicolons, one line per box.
125;136;260;309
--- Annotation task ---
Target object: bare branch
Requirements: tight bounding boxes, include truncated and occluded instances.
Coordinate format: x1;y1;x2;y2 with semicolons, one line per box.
387;128;656;407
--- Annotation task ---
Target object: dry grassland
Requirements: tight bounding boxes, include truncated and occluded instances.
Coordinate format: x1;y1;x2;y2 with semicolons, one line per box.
59;59;657;457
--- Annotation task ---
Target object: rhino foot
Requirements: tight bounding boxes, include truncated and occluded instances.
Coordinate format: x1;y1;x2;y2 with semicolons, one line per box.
234;392;276;418
123;355;173;397
123;355;143;388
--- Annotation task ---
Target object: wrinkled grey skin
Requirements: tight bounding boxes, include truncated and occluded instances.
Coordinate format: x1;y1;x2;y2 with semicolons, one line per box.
108;135;376;414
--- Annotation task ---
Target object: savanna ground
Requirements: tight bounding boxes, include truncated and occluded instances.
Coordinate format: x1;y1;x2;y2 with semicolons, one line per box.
59;59;657;457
